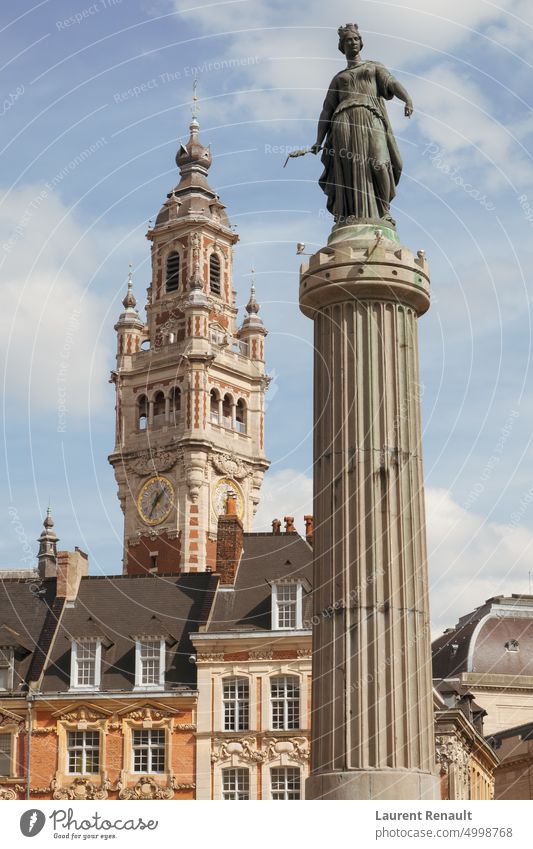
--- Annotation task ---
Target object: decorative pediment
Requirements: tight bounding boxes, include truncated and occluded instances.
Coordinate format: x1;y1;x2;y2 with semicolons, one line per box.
114;702;183;723
51;703;112;724
0;708;25;730
119;777;173;800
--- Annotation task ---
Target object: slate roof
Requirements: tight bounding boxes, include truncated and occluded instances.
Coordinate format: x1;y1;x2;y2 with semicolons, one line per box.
208;532;313;632
41;572;218;692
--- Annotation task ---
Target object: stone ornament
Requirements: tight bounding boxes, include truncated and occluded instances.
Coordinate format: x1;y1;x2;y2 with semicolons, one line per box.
196;651;225;663
118;777;173;800
52;778;109;800
212;452;250;480
263;737;310;764
211;737;263;764
130;449;177;475
248;650;273;660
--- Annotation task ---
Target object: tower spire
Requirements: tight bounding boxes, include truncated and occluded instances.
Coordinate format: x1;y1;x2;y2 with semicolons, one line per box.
37;507;59;578
191;78;199;129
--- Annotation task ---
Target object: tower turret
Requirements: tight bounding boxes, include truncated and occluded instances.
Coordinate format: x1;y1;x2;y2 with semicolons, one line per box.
37;508;58;578
108;102;270;575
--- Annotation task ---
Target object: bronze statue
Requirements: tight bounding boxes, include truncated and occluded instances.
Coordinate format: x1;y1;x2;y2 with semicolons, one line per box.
309;23;413;227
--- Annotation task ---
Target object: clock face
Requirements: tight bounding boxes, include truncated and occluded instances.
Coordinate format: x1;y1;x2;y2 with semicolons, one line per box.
212;477;244;520
137;476;175;526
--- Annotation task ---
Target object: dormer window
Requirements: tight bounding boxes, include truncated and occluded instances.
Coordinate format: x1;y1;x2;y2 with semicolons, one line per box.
70;639;101;690
505;639;519;652
135;638;165;689
272;582;303;630
0;647;14;691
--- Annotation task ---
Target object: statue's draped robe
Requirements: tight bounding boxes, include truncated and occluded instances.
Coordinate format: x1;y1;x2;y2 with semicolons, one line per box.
318;61;403;222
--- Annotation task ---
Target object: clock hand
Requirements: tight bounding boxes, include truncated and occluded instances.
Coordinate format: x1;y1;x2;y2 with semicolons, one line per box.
149;488;164;516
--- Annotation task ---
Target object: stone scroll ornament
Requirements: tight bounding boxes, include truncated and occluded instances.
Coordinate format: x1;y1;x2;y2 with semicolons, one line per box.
285;23;413;228
129;449;177;475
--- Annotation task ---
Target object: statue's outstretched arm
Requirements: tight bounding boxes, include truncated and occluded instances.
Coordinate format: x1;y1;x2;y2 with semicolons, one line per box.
390;79;414;118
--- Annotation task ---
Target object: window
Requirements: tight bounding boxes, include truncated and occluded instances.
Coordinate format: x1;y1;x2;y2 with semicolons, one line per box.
0;647;14;691
132;729;165;773
152;391;165;423
222;768;249;800
135;639;165;689
272;583;303;630
137;395;148;430
210;389;220;424
505;639;519;652
270;767;301;800
169;387;181;420
70;640;101;690
209;254;221;295
223;678;249;731
235;399;246;434
166;252;180;292
67;731;100;774
0;734;12;777
222;393;233;429
271;676;300;730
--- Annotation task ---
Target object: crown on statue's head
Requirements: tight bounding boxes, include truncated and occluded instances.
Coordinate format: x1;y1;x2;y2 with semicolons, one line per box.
337;22;364;52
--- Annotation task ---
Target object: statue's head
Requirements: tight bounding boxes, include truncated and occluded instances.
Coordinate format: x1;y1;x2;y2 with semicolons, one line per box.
338;23;363;54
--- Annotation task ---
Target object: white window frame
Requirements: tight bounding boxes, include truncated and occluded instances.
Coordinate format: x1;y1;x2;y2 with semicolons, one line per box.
222;767;250;800
134;638;166;690
70;639;102;691
270;675;300;730
131;728;166;774
0;647;14;691
270;766;302;800
66;730;101;775
223;677;250;732
272;582;303;630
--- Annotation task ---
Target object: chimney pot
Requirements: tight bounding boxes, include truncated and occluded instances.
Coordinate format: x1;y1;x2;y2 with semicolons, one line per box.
304;514;314;544
284;516;295;533
272;519;281;535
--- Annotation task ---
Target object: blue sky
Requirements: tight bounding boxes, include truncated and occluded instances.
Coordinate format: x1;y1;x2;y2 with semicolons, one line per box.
1;0;533;634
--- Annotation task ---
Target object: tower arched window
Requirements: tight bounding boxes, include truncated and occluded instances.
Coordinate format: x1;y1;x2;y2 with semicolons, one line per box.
169;387;181;425
210;389;220;425
137;395;148;430
236;398;246;434
153;391;165;425
222;394;233;429
166;251;180;293
209;254;221;295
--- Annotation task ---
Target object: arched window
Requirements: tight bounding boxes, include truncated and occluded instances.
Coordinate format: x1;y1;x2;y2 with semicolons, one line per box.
270;676;300;730
210;389;220;424
166;251;180;292
153;391;165;425
236;398;246;434
169;386;181;412
222;394;233;429
137;395;148;430
209;253;221;295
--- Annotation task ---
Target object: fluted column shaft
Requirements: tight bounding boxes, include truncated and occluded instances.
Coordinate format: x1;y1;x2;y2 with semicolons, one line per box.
300;227;439;800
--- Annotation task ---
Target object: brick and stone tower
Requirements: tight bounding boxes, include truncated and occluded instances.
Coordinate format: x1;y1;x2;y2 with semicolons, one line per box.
109;112;270;575
300;223;439;799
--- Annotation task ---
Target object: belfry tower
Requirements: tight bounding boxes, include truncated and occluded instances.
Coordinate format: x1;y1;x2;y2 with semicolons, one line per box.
109;109;270;574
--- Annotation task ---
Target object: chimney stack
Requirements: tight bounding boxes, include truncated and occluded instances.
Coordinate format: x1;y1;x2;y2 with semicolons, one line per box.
216;494;244;585
304;515;314;545
272;519;281;535
284;516;295;533
56;548;88;601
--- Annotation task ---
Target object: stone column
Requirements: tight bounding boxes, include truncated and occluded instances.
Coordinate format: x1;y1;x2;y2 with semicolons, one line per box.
300;224;439;800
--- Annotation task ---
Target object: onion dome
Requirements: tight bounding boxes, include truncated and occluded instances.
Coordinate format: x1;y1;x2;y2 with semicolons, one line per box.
116;266;143;328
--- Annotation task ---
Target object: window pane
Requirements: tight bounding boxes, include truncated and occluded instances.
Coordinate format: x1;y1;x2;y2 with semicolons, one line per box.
223;678;249;732
222;768;249;800
271;767;301;800
132;729;165;773
271;676;300;730
0;667;9;689
76;641;97;687
140;640;161;686
276;585;298;629
0;734;11;777
67;730;100;774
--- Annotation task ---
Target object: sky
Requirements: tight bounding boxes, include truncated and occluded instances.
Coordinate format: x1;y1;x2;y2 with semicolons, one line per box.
1;0;533;636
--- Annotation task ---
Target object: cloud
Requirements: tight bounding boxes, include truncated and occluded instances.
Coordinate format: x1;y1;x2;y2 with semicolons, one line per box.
427;487;533;635
0;185;114;421
253;468;313;534
253;468;533;636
